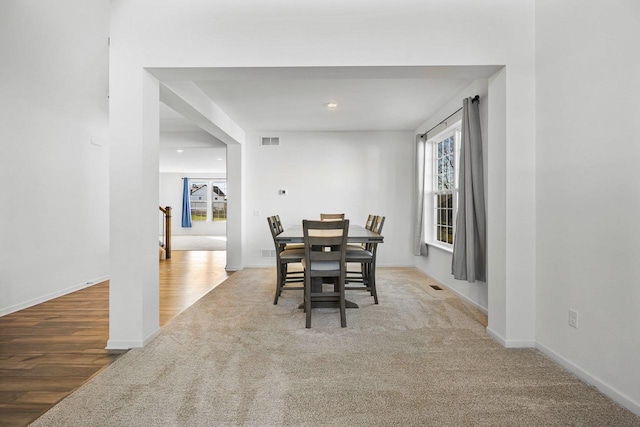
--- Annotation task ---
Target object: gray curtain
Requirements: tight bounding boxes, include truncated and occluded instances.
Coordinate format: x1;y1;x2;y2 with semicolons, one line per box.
413;134;427;256
452;97;486;282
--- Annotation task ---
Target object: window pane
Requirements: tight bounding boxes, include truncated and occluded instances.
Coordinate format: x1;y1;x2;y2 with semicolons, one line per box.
211;182;227;221
430;129;459;246
190;183;208;222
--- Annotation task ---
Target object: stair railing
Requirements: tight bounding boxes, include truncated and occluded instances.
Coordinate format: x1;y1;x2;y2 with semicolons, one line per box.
159;206;172;259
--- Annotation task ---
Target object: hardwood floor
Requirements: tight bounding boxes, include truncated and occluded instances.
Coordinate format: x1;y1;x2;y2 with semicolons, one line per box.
159;250;230;325
0;250;230;427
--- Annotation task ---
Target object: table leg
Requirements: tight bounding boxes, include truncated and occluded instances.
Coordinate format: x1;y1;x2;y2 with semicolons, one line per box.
298;277;359;309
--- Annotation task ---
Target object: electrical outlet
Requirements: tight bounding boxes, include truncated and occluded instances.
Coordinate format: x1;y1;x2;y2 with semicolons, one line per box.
568;309;578;328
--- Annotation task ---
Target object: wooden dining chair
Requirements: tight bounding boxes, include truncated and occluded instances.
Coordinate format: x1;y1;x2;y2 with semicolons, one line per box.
267;216;304;304
348;214;376;251
274;215;304;250
345;215;385;304
320;213;345;221
302;219;350;328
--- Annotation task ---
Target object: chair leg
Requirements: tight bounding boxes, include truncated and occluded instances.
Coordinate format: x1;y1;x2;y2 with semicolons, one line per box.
305;277;312;328
273;262;284;305
370;262;378;304
339;279;346;327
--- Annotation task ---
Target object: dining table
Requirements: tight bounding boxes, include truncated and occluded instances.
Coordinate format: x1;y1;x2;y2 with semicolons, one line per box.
275;224;384;245
275;223;384;308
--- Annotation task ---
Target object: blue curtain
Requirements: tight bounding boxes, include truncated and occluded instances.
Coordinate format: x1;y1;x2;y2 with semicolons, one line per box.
181;178;192;228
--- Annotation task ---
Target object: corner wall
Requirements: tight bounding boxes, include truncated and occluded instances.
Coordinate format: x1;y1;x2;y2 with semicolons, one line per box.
414;79;490;312
109;0;537;348
0;0;110;315
535;0;640;414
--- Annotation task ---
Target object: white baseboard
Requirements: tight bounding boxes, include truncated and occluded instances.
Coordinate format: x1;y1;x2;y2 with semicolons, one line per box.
376;263;416;268
486;327;535;348
0;275;110;317
224;265;244;271
106;327;161;350
536;341;640;416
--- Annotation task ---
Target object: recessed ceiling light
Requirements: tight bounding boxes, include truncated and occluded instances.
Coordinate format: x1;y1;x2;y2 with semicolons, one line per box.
217;158;222;161
176;149;184;153
326;102;338;108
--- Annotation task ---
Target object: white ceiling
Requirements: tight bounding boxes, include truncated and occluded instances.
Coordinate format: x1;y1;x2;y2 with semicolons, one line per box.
159;128;226;174
195;78;469;132
157;65;501;172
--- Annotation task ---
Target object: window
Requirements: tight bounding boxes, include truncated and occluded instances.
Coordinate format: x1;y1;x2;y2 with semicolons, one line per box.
190;182;208;221
211;181;227;221
429;124;461;247
190;179;227;222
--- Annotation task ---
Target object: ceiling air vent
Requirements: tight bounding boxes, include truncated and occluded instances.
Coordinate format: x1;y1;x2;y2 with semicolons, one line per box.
261;136;280;146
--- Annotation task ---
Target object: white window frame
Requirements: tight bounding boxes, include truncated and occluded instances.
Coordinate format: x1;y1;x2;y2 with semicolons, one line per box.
425;121;461;252
189;178;227;223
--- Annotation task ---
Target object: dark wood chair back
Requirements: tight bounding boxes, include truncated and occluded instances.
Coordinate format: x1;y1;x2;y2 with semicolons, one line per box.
268;215;304;304
267;216;284;252
302;219;350;327
365;214;376;230
371;215;385;235
320;213;345;221
303;219;349;277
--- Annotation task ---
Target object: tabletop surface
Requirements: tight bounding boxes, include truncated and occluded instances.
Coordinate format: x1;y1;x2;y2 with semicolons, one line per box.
275;224;383;244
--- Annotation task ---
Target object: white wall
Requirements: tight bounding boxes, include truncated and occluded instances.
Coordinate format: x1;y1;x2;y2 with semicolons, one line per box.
414;79;489;312
0;0;110;316
159;172;226;236
535;0;640;413
243;131;414;268
109;0;536;347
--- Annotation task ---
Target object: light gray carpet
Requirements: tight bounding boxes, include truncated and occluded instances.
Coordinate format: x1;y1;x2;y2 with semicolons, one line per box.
33;268;639;426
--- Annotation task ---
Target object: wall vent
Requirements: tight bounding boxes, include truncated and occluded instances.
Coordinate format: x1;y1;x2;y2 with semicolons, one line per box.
261;136;280;146
261;249;277;258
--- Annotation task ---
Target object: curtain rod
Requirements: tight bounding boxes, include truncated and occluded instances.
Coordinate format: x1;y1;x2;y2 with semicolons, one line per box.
419;95;479;139
182;177;223;181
